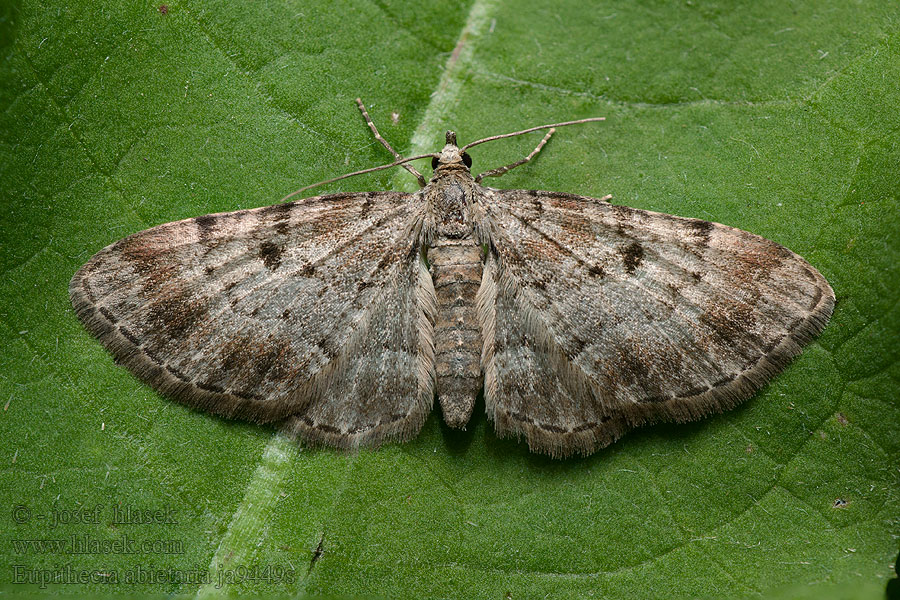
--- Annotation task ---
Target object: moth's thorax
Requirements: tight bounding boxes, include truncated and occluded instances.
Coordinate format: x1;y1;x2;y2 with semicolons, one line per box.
428;168;478;239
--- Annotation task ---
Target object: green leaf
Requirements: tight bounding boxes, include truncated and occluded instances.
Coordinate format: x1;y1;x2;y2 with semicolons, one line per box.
1;1;897;598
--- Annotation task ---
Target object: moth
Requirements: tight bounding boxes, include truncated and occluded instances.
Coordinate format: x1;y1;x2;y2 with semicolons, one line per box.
70;100;834;458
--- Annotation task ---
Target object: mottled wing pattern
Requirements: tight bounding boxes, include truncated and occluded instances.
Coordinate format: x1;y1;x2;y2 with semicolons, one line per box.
477;189;834;458
70;192;436;448
282;250;436;448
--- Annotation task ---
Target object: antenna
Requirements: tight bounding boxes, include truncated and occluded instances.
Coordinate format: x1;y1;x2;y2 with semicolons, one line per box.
278;153;437;203
279;114;605;201
461;117;606;151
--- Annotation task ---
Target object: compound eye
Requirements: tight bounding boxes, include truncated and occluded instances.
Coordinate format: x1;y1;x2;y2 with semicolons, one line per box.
462;152;472;168
431;156;439;170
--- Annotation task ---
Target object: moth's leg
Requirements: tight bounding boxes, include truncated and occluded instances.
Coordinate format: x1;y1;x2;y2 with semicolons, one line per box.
356;98;427;187
475;128;554;183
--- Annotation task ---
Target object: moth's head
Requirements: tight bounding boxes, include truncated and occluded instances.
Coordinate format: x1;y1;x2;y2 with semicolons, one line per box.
432;130;473;172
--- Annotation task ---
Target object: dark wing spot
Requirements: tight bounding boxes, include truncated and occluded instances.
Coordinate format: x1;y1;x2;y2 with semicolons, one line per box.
261;202;292;235
678;385;711;398
217;335;286;392
688;219;714;246
536;422;567;433
197;381;226;394
612;203;632;223
588;264;605;278
116;236;170;277
360;194;376;218
220;337;251;373
143;347;163;366
261;202;293;222
259;241;284;270
616;344;651;386
166;364;188;381
643;395;669;403
570;418;611;433
306;419;341;434
699;299;763;360
665;282;682;299
318;337;339;359
567;336;587;357
99;307;117;323
264;343;296;384
194;214;218;240
376;253;394;272
148;289;207;340
250;346;281;381
620;241;644;274
119;326;140;347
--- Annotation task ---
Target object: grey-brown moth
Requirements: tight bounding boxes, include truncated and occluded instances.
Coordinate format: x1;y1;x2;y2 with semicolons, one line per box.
70;100;834;458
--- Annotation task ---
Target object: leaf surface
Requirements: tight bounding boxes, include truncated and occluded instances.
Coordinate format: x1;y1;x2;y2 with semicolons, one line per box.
0;1;897;597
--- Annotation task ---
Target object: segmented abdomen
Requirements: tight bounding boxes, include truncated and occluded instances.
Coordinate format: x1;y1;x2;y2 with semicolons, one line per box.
428;238;482;428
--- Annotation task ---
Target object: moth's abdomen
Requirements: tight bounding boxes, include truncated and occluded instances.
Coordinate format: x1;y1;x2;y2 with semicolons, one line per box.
428;239;483;428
